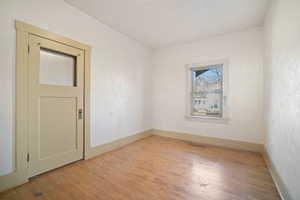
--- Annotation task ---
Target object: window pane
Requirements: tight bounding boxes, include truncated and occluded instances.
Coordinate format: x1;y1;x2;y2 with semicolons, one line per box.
40;48;76;86
191;65;223;117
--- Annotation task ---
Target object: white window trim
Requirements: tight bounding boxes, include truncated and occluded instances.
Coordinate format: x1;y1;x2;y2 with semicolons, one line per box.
185;59;229;122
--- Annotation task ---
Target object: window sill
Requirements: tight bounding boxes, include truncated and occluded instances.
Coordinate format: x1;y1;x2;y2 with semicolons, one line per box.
184;115;229;124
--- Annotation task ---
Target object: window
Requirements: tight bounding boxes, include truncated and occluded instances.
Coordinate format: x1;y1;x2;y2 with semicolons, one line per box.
186;60;228;120
40;48;76;87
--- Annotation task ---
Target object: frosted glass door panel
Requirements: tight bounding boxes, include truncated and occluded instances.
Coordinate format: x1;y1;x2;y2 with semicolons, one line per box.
40;49;76;86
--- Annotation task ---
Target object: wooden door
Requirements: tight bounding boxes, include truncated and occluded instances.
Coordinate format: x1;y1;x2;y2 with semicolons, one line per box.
28;34;84;177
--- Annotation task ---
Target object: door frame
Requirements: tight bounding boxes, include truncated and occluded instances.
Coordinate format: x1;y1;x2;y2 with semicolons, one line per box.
3;21;91;188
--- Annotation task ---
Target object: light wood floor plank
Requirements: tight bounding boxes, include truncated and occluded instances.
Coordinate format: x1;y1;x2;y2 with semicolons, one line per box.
0;136;280;200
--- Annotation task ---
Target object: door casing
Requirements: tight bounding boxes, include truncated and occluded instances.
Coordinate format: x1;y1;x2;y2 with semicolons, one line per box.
12;21;91;183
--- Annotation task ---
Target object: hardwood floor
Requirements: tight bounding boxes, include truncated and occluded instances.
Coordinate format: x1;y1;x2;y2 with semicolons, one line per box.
0;136;280;200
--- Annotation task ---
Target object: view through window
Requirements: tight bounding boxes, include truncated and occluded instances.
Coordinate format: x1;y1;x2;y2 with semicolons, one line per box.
190;64;223;118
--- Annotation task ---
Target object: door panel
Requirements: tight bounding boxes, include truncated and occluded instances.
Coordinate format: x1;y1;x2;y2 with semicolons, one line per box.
39;97;78;159
28;34;84;177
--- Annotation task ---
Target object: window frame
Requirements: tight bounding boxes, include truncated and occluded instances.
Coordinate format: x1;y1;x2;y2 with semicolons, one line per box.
185;59;229;122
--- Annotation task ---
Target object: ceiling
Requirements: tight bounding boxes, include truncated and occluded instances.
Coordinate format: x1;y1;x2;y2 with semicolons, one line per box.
65;0;269;49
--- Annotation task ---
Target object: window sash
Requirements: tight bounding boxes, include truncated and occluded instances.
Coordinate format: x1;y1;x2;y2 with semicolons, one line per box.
186;61;228;120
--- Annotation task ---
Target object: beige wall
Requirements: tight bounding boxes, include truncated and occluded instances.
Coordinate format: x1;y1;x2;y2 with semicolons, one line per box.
264;0;300;199
0;0;152;175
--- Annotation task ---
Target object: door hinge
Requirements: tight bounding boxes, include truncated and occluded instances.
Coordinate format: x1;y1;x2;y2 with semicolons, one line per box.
27;153;30;162
78;108;83;120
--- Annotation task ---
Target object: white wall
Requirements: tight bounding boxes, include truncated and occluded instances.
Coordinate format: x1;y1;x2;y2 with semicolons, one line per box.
152;28;265;144
0;0;152;175
264;0;300;199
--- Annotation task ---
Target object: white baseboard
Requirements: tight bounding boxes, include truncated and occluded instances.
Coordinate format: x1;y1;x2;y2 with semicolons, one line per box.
152;129;264;153
262;147;293;200
0;169;28;193
85;129;152;159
